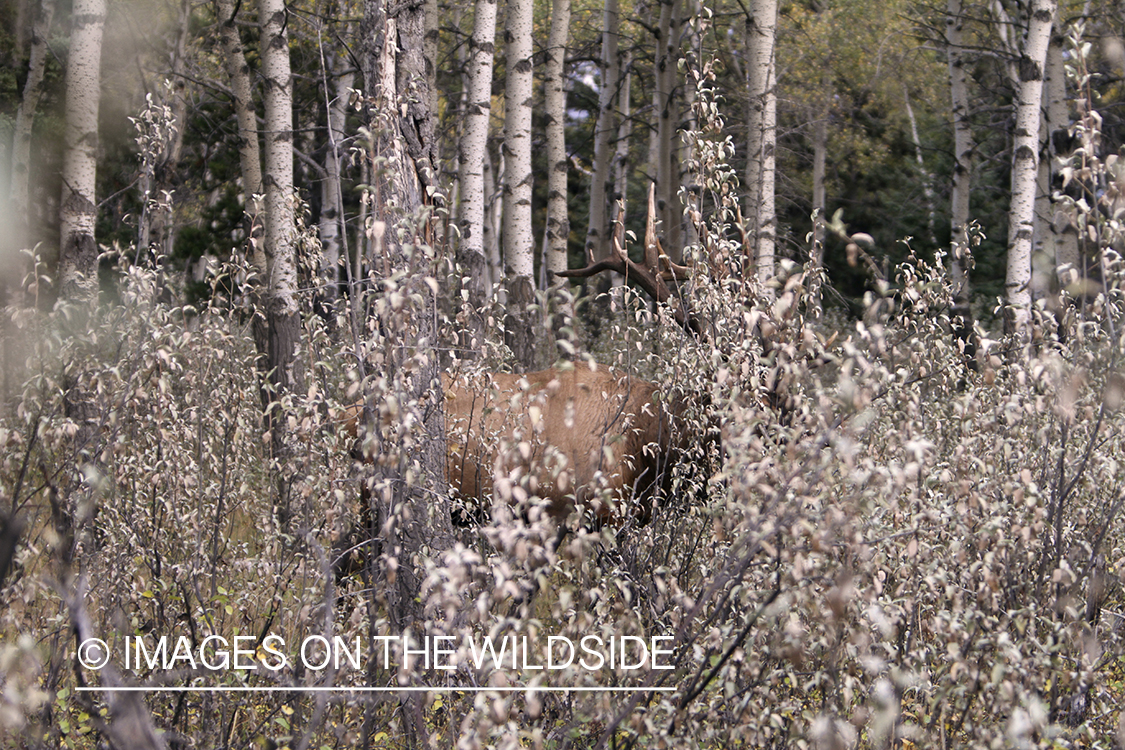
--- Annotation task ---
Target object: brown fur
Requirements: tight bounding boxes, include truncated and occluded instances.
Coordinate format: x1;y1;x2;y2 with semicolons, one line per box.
343;367;678;524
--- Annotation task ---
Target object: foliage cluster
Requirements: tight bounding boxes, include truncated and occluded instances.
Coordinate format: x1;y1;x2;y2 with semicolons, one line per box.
5;34;1125;749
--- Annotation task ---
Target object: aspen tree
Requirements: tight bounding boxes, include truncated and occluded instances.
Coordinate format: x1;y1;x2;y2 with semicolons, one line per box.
319;44;353;302
502;0;536;365
215;0;265;275
585;0;620;265
1002;0;1056;344
544;0;571;281
457;0;497;326
259;0;302;405
11;0;55;257
359;0;451;672
58;0;106;300
745;0;777;295
947;0;976;357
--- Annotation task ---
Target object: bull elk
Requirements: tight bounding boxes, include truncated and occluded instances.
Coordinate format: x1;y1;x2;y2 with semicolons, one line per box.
343;366;684;525
341;183;783;534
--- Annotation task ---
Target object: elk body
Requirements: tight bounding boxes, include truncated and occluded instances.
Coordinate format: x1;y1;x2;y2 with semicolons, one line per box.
446;367;680;523
345;367;681;525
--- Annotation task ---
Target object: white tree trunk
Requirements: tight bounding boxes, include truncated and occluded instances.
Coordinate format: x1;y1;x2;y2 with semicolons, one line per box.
654;0;681;261
484;147;502;292
544;0;571;280
613;52;633;222
458;0;496;286
259;0;302;405
810;111;827;313
320;48;353;303
58;0;106;300
137;3;190;267
11;0;55;255
947;0;976;361
1005;0;1055;343
446;5;468;229
502;0;534;279
745;0;777;294
585;0;619;264
161;8;191;263
947;0;973;311
217;0;265;276
904;85;938;248
1040;29;1078;290
260;0;296;302
679;0;702;251
454;0;497;355
502;0;536;365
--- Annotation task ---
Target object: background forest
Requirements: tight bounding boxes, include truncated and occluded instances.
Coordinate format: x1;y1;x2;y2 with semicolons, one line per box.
3;0;1125;747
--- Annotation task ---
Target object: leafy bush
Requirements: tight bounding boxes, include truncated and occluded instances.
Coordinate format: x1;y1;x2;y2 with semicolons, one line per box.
4;39;1125;750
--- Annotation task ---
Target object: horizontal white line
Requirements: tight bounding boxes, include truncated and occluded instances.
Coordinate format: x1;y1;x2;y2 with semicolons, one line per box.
77;686;674;693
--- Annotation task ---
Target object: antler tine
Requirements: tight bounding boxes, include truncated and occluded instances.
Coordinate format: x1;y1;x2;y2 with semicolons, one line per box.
661;256;692;281
554;183;697;331
646;183;692;283
611;198;628;260
643;183;662;274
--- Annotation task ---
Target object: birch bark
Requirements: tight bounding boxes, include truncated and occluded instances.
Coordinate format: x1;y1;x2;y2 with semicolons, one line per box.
1038;29;1078;292
11;0;55;255
457;0;496;307
744;0;777;294
320;46;353;303
216;0;265;276
810;110;826;313
502;0;537;366
1004;0;1055;344
544;0;571;282
612;52;633;228
585;0;619;265
947;0;976;358
653;0;681;261
58;0;106;300
259;0;301;400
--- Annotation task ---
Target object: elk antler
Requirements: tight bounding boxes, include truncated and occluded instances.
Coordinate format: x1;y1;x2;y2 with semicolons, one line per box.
556;184;696;331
